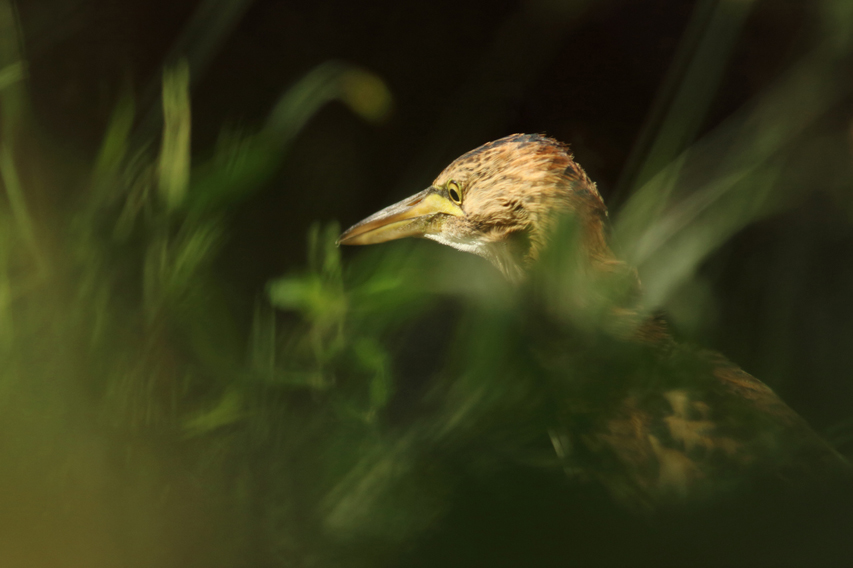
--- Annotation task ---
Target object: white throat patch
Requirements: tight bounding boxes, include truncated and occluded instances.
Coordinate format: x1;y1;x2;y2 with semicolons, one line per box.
423;233;525;283
423;233;487;257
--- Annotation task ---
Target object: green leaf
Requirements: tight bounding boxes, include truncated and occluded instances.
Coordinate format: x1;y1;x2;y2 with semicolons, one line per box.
184;389;244;436
158;60;192;211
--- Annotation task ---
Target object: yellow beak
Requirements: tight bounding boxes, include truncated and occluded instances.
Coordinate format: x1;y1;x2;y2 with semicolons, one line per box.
337;187;463;245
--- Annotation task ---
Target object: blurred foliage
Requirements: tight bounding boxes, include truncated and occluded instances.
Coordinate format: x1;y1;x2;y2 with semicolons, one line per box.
1;0;853;566
189;61;391;213
0;1;409;561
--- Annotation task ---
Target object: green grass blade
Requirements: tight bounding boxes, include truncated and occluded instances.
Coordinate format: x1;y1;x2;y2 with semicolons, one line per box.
158;60;192;211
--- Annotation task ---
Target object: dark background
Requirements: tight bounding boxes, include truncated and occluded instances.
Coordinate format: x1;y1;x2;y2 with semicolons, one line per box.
4;1;853;566
16;0;853;435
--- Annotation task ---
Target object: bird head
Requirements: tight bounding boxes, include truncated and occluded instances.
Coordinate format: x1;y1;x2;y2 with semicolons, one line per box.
338;134;613;281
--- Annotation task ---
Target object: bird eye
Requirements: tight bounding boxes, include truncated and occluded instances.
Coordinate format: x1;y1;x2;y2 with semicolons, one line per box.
447;181;462;204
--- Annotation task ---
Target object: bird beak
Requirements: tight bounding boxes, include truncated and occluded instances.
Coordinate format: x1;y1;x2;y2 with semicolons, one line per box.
337;187;463;245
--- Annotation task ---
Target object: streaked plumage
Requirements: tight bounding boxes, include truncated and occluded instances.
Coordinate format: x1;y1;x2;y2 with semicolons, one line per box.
339;133;849;508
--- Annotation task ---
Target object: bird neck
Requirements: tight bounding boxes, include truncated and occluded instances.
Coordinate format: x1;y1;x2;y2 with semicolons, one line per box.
478;238;534;285
496;194;668;345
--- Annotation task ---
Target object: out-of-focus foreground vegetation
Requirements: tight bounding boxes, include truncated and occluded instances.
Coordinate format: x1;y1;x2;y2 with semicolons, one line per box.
2;0;853;566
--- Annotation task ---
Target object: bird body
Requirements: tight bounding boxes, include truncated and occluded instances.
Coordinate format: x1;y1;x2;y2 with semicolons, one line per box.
338;134;849;508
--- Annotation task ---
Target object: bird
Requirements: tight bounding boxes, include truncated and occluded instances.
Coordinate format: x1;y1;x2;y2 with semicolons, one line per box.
337;133;849;511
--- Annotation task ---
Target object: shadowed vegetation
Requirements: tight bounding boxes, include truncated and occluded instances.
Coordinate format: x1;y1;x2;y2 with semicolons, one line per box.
2;0;853;566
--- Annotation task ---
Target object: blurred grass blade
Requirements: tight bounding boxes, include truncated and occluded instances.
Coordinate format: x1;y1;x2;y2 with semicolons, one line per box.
92;91;135;196
142;220;222;321
136;0;256;140
184;388;244;436
0;143;42;272
0;61;24;92
820;0;853;51
0;0;25;125
159;0;255;88
265;62;392;137
189;62;392;211
619;0;755;197
158;60;192;211
249;301;278;380
616;29;853;307
0;2;43;275
612;0;716;202
0;0;21;68
614;0;756;212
